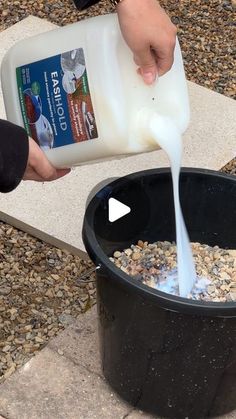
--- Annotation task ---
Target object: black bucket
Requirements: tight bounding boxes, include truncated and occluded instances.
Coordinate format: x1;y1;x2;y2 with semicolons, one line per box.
82;168;236;419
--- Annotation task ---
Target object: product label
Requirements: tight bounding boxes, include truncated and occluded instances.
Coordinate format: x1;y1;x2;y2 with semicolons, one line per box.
16;49;98;150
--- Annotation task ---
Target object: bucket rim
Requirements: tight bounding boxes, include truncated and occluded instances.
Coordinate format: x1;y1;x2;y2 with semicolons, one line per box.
82;167;236;317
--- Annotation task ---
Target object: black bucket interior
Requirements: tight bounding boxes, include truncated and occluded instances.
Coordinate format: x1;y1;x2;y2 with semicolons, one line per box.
83;168;236;418
87;168;236;256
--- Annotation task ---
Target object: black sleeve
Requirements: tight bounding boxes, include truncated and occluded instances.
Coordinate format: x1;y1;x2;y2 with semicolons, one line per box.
73;0;101;10
0;119;29;193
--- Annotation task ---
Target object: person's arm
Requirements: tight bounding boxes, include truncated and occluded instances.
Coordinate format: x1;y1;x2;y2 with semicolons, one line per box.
0;119;70;193
23;138;70;183
116;0;177;84
73;0;176;84
0;119;29;193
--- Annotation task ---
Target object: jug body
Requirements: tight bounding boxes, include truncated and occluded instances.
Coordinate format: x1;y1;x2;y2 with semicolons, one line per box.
1;13;190;168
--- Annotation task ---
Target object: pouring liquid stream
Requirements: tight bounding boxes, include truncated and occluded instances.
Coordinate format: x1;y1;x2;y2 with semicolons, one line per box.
148;114;196;297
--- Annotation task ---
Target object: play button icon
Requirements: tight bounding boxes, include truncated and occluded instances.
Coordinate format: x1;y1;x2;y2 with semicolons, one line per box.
108;198;131;222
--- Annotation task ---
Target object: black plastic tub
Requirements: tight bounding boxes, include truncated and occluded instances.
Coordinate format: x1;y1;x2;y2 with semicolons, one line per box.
82;168;236;419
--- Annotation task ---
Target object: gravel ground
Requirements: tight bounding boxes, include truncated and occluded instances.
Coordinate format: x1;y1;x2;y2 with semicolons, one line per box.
0;0;235;381
0;223;96;382
221;158;236;175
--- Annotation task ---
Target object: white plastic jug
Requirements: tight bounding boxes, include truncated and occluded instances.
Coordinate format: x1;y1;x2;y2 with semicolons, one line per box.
1;13;190;168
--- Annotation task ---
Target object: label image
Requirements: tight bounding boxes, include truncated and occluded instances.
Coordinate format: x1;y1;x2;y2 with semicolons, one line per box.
16;48;98;150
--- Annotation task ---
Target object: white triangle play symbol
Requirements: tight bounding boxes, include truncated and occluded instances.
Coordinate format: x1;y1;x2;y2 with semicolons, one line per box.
108;198;131;222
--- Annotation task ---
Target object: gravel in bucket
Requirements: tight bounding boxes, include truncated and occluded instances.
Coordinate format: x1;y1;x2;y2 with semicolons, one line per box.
110;240;236;301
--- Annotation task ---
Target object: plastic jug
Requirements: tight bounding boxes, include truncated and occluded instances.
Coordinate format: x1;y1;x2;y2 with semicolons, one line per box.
1;13;190;168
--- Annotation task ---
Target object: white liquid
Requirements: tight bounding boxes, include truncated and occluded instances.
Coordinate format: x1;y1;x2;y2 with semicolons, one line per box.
149;114;197;297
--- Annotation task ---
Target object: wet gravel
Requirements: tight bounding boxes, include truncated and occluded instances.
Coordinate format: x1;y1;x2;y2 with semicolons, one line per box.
111;240;236;302
0;0;235;380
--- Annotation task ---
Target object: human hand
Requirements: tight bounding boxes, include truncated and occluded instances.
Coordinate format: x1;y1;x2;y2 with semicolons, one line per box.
116;0;177;84
23;138;70;182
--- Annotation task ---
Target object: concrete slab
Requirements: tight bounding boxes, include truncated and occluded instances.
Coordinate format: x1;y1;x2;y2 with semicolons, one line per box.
0;306;156;419
0;347;132;419
48;306;102;375
0;17;235;253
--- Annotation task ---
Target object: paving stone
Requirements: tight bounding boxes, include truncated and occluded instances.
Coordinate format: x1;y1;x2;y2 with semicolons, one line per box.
0;347;130;419
48;306;102;375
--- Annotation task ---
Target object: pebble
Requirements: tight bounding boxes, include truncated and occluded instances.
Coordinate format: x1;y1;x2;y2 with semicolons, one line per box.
58;313;75;326
15;338;25;345
114;251;122;258
35;337;44;344
2;345;11;353
132;252;141;261
0;286;11;295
